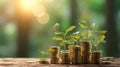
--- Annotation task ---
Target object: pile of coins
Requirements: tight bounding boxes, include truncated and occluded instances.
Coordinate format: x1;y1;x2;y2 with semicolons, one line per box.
91;51;101;64
49;46;61;64
72;46;82;64
80;41;92;64
39;58;50;64
69;45;74;64
48;42;105;64
61;50;70;64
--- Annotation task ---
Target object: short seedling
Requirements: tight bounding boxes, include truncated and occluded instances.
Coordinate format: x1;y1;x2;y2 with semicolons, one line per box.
52;23;76;50
39;50;50;64
40;50;48;60
91;30;107;51
79;20;95;41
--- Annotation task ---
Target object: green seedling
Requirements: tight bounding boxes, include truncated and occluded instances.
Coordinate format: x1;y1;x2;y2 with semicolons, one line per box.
78;20;107;51
79;20;95;41
52;23;76;50
91;30;107;51
40;50;48;59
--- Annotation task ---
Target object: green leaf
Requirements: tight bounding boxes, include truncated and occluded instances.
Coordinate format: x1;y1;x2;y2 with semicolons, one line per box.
80;21;87;26
66;26;76;32
79;21;89;29
81;32;87;37
90;23;95;30
52;36;63;41
74;31;80;34
55;32;63;35
64;40;74;44
53;23;60;32
59;41;65;46
96;30;107;34
48;48;55;53
73;34;80;39
40;51;47;55
94;43;97;47
80;25;88;29
98;35;105;42
81;31;92;38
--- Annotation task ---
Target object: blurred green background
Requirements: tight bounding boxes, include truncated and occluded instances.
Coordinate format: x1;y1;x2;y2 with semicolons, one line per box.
0;0;120;58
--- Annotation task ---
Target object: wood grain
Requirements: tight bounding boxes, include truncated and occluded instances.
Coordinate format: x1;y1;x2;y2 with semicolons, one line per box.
0;58;119;67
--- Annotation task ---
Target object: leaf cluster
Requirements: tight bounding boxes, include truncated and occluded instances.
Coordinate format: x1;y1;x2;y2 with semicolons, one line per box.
52;21;107;51
91;30;107;50
78;20;95;41
52;23;76;50
78;20;107;50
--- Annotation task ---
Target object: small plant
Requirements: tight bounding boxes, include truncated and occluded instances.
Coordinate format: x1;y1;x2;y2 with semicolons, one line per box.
69;31;80;45
68;20;95;45
40;48;55;58
79;20;95;41
40;50;48;59
91;30;107;51
40;50;50;64
78;20;107;51
52;23;76;50
48;47;56;53
50;20;108;64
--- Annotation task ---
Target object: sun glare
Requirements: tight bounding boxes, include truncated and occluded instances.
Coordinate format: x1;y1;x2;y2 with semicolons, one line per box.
37;13;49;24
19;0;50;24
21;0;34;10
32;5;46;17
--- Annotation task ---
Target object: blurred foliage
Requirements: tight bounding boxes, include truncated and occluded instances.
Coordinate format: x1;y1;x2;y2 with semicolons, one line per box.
52;23;76;50
115;0;120;10
0;0;119;57
0;22;17;57
87;0;105;13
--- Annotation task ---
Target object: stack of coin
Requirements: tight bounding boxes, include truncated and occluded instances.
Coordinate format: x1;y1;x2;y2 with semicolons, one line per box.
39;58;50;64
49;46;61;64
68;45;74;64
72;45;82;64
91;51;101;64
80;41;92;64
61;50;70;64
101;57;114;61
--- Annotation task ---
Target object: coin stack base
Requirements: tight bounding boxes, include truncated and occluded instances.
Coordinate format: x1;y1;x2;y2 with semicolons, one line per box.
49;46;61;64
91;51;101;64
72;46;82;64
82;53;91;64
61;50;70;64
69;45;74;63
50;57;61;64
80;41;92;64
39;58;50;64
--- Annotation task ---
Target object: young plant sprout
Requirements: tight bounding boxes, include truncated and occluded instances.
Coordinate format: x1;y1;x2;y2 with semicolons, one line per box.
68;20;95;45
40;50;50;64
52;23;76;50
69;31;80;45
79;20;95;41
40;48;55;57
48;47;55;53
50;20;108;64
78;20;107;50
40;50;47;59
92;30;107;51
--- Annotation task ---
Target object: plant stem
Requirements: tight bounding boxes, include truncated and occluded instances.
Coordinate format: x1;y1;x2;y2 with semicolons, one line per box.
76;39;79;45
63;33;66;50
64;45;66;50
95;46;97;51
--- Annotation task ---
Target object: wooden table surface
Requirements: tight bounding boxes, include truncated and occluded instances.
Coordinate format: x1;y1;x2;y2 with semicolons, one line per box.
0;58;119;67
